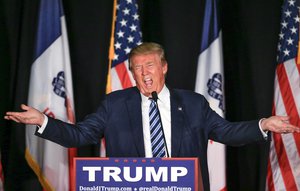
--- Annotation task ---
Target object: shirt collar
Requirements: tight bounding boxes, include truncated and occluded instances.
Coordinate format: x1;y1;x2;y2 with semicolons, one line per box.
157;85;170;104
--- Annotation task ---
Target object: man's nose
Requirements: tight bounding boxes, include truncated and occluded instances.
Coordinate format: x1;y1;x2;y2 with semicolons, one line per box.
141;66;148;75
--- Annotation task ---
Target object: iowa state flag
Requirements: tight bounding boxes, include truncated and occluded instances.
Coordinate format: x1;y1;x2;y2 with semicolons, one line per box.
25;0;76;190
195;0;226;191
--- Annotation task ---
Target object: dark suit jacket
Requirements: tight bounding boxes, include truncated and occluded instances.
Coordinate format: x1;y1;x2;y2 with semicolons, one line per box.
37;87;267;191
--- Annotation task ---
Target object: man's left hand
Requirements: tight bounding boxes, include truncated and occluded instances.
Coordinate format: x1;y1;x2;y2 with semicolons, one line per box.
261;116;300;134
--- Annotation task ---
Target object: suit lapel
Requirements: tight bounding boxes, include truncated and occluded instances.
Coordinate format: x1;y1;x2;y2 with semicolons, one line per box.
170;90;185;157
126;88;145;157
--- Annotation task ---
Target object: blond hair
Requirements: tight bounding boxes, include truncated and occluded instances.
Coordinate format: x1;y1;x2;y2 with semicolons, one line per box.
128;42;167;70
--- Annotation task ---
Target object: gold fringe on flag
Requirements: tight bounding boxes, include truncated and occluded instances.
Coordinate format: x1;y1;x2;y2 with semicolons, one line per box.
25;149;54;191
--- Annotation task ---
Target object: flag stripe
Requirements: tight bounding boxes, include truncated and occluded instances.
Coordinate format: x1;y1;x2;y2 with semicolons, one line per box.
269;139;286;191
66;97;76;191
283;60;300;155
274;64;298;190
277;63;300;153
267;158;275;191
273;133;296;190
68;149;76;191
111;68;123;91
297;61;300;72
115;62;133;89
285;59;300;115
269;62;300;190
272;79;300;191
270;103;286;191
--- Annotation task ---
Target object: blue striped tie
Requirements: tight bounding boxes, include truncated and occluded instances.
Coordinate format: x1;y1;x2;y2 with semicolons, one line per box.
149;99;166;157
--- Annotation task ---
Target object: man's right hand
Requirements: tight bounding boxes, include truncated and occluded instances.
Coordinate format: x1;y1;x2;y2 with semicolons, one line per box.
4;104;45;126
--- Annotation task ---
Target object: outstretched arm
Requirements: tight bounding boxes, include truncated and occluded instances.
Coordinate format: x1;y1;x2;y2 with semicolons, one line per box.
4;104;45;126
261;116;300;134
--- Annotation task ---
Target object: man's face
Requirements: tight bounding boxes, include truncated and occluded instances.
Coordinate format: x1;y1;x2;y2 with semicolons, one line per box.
130;53;168;97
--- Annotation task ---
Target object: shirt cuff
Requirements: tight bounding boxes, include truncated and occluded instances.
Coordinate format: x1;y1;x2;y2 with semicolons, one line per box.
259;118;268;139
37;114;48;134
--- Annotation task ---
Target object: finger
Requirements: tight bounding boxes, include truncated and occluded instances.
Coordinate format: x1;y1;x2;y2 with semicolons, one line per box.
21;104;29;111
282;120;291;125
286;124;298;129
6;115;21;123
5;111;22;117
283;125;300;133
290;125;300;133
277;115;289;122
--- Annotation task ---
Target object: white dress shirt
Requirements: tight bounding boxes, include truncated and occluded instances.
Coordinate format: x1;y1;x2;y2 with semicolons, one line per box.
141;85;171;157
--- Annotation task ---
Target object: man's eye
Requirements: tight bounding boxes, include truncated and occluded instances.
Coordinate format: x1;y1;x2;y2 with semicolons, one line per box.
134;66;142;70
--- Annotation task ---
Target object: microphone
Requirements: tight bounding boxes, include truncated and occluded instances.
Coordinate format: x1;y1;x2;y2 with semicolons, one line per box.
151;91;170;158
151;91;159;102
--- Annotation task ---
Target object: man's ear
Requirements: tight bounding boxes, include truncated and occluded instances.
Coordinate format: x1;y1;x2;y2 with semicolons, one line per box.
163;62;168;75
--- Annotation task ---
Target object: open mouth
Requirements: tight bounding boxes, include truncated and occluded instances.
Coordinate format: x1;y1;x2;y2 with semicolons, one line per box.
144;77;153;88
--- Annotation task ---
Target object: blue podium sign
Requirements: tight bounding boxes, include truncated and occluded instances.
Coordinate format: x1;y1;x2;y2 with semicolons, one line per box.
74;157;200;191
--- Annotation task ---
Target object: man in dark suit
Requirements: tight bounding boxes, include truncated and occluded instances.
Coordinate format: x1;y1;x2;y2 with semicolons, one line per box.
5;42;300;191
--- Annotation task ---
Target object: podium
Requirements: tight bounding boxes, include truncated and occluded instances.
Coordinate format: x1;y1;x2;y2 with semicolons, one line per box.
74;157;203;191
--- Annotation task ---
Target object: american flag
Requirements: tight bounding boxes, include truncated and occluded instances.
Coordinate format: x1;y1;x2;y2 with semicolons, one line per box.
266;0;300;190
107;0;142;92
101;0;142;157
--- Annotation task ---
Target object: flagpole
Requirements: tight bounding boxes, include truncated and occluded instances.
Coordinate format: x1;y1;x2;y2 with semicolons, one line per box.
106;0;118;94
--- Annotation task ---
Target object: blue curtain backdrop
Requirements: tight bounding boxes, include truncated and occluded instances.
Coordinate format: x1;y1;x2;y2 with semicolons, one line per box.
0;0;282;190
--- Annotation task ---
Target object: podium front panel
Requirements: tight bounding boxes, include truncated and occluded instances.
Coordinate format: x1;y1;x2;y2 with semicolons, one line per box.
74;157;201;191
